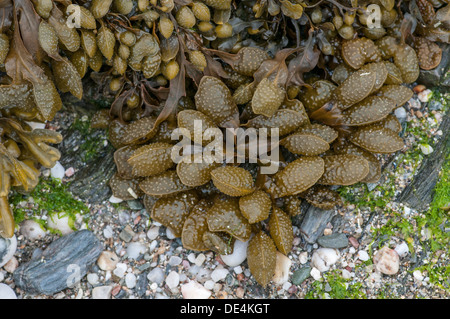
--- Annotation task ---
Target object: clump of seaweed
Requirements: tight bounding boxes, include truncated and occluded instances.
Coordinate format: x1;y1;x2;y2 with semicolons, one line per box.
0;0;448;288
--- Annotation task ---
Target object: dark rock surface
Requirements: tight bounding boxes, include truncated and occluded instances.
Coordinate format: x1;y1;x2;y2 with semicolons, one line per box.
298;204;337;244
14;230;103;295
317;233;349;249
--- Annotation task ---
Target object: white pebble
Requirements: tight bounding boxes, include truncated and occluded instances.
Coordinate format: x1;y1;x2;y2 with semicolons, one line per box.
125;273;137;289
109;195;123;203
113;263;127;278
341;269;352;279
357;250;370;262
418;89;432;102
147;227;159;240
20;220;46;241
211;267;229;282
194;253;206;266
233;266;243;274
298;251;308;264
220;239;249;267
310;267;322;280
0;283;17;299
50;161;65;180
203;280;215;290
25;121;46;130
147;267;165;284
92;286;112;299
394;242;409;258
47;213;74;235
181;280;212;299
420;144;433;155
126;242;147;260
311;248;340;272
165;271;180;289
282;282;292;291
166;228;176;239
169;256;182;266
103;225;114;239
272;251;291;285
87;273;99;286
187;253;196;264
413;270;424;282
0;236;17;268
394;107;407;120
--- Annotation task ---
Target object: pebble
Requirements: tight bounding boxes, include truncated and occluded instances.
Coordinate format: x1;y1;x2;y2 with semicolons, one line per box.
272;252;291;285
169;256;182;266
47;213;74;235
204;280;215;290
292;267;311;285
418;89;432;102
166;271;180;289
394;107;407;121
0;283;17;299
147;227;159;240
166;228;176;239
0;235;17;268
20;220;46;241
181;280;212;299
317;233;349;249
119;225;135;243
87;273;99;286
341;269;352;279
109;195;123;204
125;273;137;289
126;242;147;260
97;251;119;271
299;251;308;264
113;263;128;278
233;266;243;274
420;144;433;155
147;267;165;284
310;267;322;280
310;248;340;272
220;239;248;267
394;242;409;258
50;161;65;180
373;247;400;275
194;253;206;266
3;257;18;273
103;225;114;239
357;250;370;262
65;167;75;177
92;285;112;299
413;270;424;282
348;236;359;248
211;267;229;282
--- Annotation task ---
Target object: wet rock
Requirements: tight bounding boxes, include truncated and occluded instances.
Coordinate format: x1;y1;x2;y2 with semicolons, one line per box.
135;273;148;297
292;267;311;285
317;233;349;249
299;205;336;244
14;230;103;295
0;235;17;268
0;283;17;299
220;239;249;267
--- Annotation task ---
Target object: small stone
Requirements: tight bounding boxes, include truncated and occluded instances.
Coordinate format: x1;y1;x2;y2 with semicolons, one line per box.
415;110;423;118
394;242;409;258
220;239;248;267
272;252;291;285
109;195;123;203
394;107;407;121
65;167;75;177
20;220;46;241
165;271;180;289
311;248;340;272
50;161;65;180
92;286;113;299
348;236;359;248
203;280;215;290
147;227;159;240
166;228;176;239
97;251;119;271
373;247;400;275
126;242;147;260
0;236;17;268
135;274;148;297
299;251;308;264
87;273;99;285
292;267;311;285
211;267;229;282
317;233;349;249
3;257;18;273
420;144;433;155
103;225;114;239
169;256;182;266
119;225;135;243
194;253;206;266
147;267;165;284
113;263;128;278
413;84;426;93
181;280;212;299
47;213;74;235
233;266;243;274
413;270;424;281
357;250;370;262
125;273;137;289
341;269;352;279
0;283;17;299
418;89;432;102
310;267;321;280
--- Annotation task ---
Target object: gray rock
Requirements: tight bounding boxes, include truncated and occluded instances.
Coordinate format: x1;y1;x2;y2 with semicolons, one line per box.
0;235;17;268
135;273;148;297
292;267;311;285
317;233;349;249
14;230;103;295
299;205;336;244
119;225;135;243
